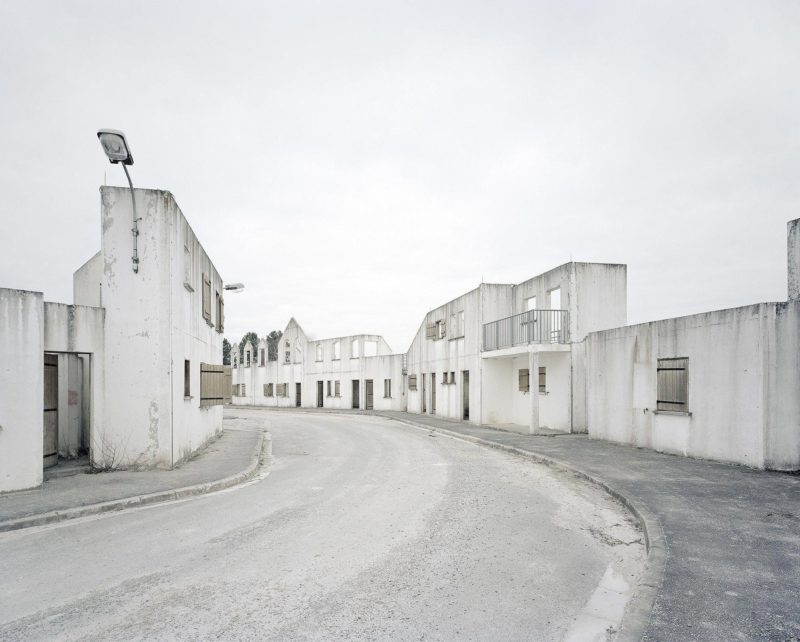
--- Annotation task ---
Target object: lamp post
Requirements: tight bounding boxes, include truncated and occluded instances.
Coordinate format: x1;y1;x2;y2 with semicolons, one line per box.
96;129;139;273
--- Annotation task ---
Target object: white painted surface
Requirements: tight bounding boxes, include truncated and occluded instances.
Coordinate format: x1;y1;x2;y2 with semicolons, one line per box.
0;289;44;493
586;302;800;469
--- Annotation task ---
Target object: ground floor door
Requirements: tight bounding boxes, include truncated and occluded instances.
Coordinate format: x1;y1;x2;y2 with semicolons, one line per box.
317;380;323;407
365;379;373;410
43;353;58;468
295;383;301;407
462;370;470;420
431;373;436;415
422;374;427;413
352;380;360;409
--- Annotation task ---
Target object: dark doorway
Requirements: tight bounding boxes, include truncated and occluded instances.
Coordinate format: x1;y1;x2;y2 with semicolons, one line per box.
462;370;470;420
365;379;374;410
43;354;58;469
352;380;360;409
317;380;323;408
422;374;427;413
295;382;302;407
431;373;436;415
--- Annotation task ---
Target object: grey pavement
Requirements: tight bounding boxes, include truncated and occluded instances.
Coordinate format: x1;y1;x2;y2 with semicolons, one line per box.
0;410;643;641
0;418;264;529
367;409;800;642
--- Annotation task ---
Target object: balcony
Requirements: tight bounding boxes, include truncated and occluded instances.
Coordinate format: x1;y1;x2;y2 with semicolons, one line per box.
482;309;570;351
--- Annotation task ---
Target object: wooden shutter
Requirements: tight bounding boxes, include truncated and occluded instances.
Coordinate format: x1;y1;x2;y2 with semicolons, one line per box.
518;368;530;392
223;367;232;403
202;273;211;323
200;363;227;406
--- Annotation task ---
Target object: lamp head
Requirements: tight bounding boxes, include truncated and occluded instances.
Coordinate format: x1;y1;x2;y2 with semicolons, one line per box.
97;129;133;165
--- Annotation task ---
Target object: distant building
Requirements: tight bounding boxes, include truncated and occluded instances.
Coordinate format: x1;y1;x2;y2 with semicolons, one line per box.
0;186;229;493
233;219;800;471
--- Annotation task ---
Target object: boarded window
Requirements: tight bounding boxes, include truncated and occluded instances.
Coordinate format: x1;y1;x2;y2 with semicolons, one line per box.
277;383;288;397
425;324;436;339
657;358;689;412
409;374;418;390
202;273;212;323
184;360;191;397
216;292;224;332
199;364;229;406
263;383;273;397
384;379;392;398
539;367;546;393
519;368;530;392
335;380;340;396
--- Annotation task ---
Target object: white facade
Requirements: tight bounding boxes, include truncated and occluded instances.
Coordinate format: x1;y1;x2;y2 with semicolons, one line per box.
585;218;800;470
232;318;406;412
0;186;227;493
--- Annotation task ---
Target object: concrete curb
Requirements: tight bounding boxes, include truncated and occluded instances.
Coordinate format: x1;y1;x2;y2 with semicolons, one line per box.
0;430;272;534
373;414;665;642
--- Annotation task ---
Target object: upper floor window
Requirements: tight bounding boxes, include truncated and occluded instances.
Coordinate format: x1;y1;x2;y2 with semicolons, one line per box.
526;296;537;311
333;341;341;360
364;340;377;357
316;344;323;362
351;339;360;358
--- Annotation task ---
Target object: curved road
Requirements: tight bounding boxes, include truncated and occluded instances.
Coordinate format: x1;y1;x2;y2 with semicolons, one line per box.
0;410;643;641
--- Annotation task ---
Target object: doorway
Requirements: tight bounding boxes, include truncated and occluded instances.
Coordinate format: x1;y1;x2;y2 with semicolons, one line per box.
462;370;470;420
295;382;302;407
352;380;360;409
422;374;426;413
431;373;436;415
43;354;58;469
316;380;323;407
365;379;374;410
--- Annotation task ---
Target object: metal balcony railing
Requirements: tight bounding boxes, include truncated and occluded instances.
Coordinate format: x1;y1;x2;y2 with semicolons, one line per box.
482;309;570;351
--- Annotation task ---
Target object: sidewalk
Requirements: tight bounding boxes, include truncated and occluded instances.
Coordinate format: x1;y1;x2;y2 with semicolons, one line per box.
366;410;800;642
0;417;267;533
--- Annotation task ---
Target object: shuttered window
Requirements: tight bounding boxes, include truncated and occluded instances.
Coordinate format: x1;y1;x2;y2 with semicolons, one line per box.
277;383;288;397
539;367;546;393
264;383;274;397
202;273;212;324
200;364;230;406
657;358;689;412
335;380;340;396
216;292;224;332
384;379;392;398
518;368;530;392
408;374;418;390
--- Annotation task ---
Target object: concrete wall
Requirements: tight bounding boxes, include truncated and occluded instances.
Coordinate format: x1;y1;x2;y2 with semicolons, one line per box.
0;289;45;493
539;351;571;432
788;218;800;301
74;251;102;308
585;303;800;469
98;187;223;469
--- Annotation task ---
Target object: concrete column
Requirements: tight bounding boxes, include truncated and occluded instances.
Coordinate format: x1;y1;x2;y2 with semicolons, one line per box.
789;218;800;301
529;350;540;435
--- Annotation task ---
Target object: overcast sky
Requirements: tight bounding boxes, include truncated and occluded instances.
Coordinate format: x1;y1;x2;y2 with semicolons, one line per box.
1;1;798;351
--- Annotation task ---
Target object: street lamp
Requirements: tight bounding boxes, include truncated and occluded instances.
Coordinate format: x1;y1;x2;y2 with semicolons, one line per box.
97;129;140;273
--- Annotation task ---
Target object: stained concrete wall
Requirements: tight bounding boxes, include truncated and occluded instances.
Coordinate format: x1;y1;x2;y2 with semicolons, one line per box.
586;303;800;469
788;218;800;301
0;289;45;493
97;187;223;469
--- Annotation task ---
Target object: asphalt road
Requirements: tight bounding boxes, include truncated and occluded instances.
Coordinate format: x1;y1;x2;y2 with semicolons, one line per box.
0;410;644;641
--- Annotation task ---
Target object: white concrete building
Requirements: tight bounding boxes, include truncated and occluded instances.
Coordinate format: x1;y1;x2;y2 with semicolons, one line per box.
0;186;229;493
232;318;406;412
584;218;800;470
232;219;800;471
